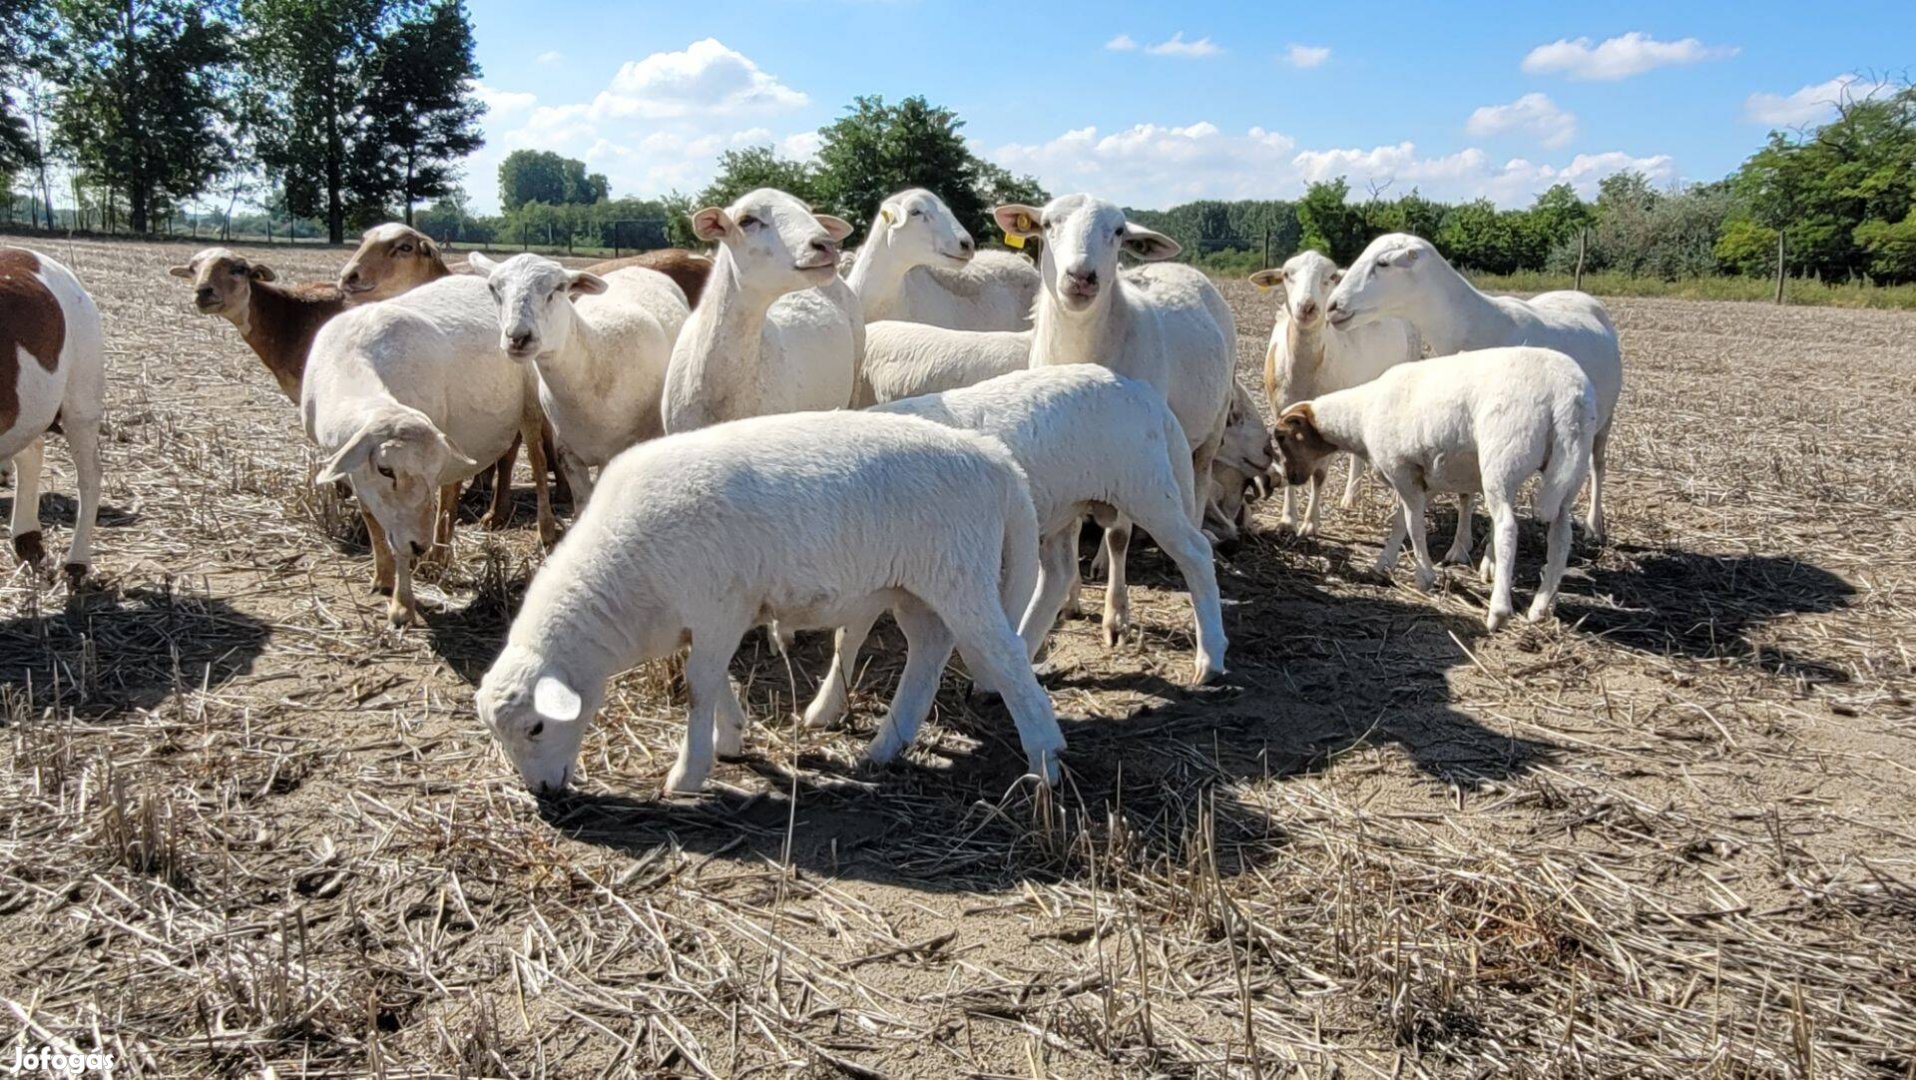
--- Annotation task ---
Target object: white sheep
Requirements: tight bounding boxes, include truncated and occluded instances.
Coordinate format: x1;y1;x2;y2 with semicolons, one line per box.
800;365;1227;732
1252;250;1427;537
1204;382;1276;539
845;188;1040;331
303;274;553;625
475;409;1065;795
994;195;1236;633
467;252;688;505
661;188;865;433
2;247;105;581
1326;233;1623;541
861;322;1031;405
1273;346;1596;630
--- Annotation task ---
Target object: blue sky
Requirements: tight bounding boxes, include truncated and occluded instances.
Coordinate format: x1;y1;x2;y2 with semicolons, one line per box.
458;0;1909;214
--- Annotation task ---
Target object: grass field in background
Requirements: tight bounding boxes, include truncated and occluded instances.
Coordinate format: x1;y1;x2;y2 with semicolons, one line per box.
1466;269;1916;310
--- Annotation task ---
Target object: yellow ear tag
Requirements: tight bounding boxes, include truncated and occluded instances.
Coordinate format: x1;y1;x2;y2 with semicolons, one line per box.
880;208;895;226
1004;231;1025;249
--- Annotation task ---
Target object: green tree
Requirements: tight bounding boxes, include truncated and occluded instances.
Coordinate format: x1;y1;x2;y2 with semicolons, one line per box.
355;0;482;225
243;0;486;243
1713;219;1781;276
39;0;237;233
814;95;979;243
693;145;822;210
1854;211;1916;280
1295;179;1366;264
0;0;48;180
1436;199;1522;274
497;149;606;211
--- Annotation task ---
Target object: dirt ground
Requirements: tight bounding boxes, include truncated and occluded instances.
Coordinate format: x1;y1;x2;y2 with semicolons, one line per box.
2;235;1913;1078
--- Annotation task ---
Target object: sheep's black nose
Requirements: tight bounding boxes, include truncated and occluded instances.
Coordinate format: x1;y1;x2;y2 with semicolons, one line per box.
507;331;534;352
959;237;976;253
409;541;425;557
195;287;215;304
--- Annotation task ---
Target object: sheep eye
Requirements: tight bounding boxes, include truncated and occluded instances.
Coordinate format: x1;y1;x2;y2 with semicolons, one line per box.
376;465;396;480
737;215;760;228
398;244;412;253
528;721;544;739
908;208;921;217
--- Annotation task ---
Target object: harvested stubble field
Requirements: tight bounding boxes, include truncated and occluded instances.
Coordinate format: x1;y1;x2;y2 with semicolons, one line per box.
2;235;1914;1079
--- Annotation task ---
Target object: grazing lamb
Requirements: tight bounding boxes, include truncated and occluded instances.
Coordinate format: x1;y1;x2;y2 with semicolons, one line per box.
994;194;1236;628
303;274;555;626
1326;233;1622;540
468;252;689;504
1205;383;1276;538
338;223;453;301
2;247;105;581
845;188;1040;331
861;322;1031;405
661;188;865;433
583;249;714;308
1250;251;1441;540
475;410;1065;795
171;247;345;404
1273;347;1596;630
801;366;1226;732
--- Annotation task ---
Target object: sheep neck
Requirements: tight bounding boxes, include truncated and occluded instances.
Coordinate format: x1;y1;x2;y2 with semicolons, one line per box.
677;252;779;409
1304;390;1371;461
241;281;345;404
1280;312;1327;401
1401;257;1506;357
844;234;908;321
1031;282;1128;369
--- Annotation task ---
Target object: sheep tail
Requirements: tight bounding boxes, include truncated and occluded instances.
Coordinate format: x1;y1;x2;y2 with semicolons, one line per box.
1162;407;1201;527
1538;382;1597;521
997;469;1043;626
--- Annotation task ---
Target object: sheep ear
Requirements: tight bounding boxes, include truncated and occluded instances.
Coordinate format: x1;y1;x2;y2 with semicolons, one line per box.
1381;246;1420;268
1120;223;1180;262
691;207;732;242
567;271;609;297
418;236;439;260
878;206;896;227
249;263;278;282
434;431;481;474
533;675;584;723
1248;269;1283;289
168;264;195;279
315;422;383;485
815;214;853;242
466;251;499;274
993;204;1042;238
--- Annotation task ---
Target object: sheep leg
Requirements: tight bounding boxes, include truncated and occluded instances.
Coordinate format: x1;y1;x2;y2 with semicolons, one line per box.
1374;502;1408;579
360;507;395;595
1099;518;1132;649
1299;466;1326;537
483;436;518;530
865;599;955;767
1398;487;1436;592
389;547;419;627
1018;530;1079;663
665;633;738;794
947;597;1066;786
1484;495;1520;630
1339;453;1364;509
1278;480;1299;532
715;678;747;759
1585;423;1610;543
1528;502;1574;625
1128;497;1226;685
8;436;45;568
558;446;595;508
802;607;880;730
60;418;102;583
1443;494;1476;565
430;484;459;564
523;419;559;548
1062;527;1084;618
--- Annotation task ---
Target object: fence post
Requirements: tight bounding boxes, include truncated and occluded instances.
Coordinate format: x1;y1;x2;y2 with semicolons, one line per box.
521;222;528;251
1774;229;1786;305
1574;228;1587;291
613;221;621;260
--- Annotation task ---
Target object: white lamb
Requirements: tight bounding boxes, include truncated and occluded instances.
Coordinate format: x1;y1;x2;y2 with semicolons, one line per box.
861;322;1031;405
475;410;1065;795
844;188;1040;331
661;188;865;433
1252;250;1426;537
1326;233;1623;541
1272;346;1596;630
1204;382;1276;539
994;194;1236;633
2;247;105;582
800;365;1227;732
304;274;553;626
467;252;689;505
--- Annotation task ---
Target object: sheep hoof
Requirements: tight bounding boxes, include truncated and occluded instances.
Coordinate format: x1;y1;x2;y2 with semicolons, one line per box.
369;579;394;597
1412;569;1437;593
11;530;45;567
1025;745;1064;787
1525;598;1554;623
1486;608;1511;632
1101;614;1129;648
387;601;418;628
1193;656;1226;685
662;764;704;796
62;563;88;589
1296;521;1318;539
1368;558;1395;581
1442;545;1472;566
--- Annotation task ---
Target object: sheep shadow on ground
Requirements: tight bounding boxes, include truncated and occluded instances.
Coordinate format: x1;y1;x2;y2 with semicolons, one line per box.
0;581;270;716
0;491;141;531
540;538;1560;893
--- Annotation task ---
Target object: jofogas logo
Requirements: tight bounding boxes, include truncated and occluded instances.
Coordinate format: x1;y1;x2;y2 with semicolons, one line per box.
8;1044;116;1077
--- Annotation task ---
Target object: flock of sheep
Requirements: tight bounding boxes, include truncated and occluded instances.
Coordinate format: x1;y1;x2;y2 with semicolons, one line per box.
0;185;1622;796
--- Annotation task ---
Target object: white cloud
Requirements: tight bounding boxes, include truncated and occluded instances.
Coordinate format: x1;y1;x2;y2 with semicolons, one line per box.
471;82;537;115
1466;92;1577;148
1105;34;1137;52
995;122;1676;209
1521;32;1738;81
1281;44;1331;69
1144;32;1221;58
459;39;814;211
536;50;563;65
1744;73;1894;127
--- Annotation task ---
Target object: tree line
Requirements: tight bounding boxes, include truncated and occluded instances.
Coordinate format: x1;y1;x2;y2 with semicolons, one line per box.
0;0;481;243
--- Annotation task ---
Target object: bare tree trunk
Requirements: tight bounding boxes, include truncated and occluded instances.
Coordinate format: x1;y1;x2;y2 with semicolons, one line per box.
1774;230;1787;305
